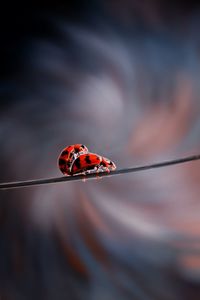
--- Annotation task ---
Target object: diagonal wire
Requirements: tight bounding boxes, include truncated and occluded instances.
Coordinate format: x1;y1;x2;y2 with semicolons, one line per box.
0;154;200;190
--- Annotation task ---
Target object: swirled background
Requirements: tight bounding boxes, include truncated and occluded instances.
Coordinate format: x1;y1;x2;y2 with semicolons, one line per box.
1;1;200;299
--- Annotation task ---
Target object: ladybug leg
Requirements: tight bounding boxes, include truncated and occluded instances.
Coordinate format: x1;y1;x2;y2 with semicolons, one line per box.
94;165;101;173
82;168;94;176
84;166;99;175
84;170;90;175
94;165;103;179
81;173;87;182
105;167;110;174
98;162;110;173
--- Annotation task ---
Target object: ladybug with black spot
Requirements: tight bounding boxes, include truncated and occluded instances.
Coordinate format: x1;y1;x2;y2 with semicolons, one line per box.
58;144;88;175
70;153;116;175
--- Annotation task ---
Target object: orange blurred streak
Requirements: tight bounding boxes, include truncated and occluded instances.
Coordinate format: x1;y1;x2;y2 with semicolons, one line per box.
128;76;194;158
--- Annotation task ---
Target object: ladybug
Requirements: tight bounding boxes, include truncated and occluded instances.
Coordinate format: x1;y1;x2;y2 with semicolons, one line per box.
58;144;88;175
70;153;116;175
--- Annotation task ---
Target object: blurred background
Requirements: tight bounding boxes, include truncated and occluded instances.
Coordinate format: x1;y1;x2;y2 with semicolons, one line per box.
1;1;200;299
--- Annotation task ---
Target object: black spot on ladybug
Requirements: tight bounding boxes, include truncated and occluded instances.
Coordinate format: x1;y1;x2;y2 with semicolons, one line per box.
74;157;81;169
59;158;66;165
61;150;69;156
85;155;91;164
69;152;74;159
74;146;81;153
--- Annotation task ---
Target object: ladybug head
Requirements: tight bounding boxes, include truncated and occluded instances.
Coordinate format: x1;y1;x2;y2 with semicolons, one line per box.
80;144;89;152
74;144;88;154
102;157;116;170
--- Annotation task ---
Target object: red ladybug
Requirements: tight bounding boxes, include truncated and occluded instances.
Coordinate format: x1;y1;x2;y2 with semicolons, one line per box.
70;153;116;175
58;144;88;175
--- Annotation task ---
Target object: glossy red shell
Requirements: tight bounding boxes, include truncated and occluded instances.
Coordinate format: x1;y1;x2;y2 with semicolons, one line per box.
58;144;88;175
70;153;102;175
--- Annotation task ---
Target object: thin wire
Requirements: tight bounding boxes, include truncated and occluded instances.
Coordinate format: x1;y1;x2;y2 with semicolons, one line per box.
0;154;200;190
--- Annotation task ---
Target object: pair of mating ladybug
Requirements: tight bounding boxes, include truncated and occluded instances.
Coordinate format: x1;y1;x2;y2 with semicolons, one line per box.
58;144;116;176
